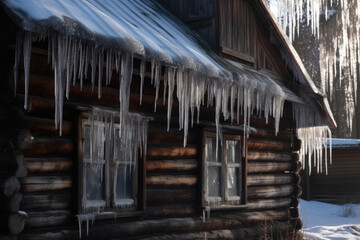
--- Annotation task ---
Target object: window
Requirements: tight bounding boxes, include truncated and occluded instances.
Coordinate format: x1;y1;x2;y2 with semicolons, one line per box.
78;109;148;214
219;0;255;64
203;131;246;207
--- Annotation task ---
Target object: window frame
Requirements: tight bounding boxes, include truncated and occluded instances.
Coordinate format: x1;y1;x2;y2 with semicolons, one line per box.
77;112;144;216
218;0;256;64
202;129;247;208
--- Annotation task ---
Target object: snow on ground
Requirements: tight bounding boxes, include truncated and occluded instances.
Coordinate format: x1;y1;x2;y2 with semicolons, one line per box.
300;199;360;240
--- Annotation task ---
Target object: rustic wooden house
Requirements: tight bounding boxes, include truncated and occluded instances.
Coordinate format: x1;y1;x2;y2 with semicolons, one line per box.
301;139;360;204
0;0;335;239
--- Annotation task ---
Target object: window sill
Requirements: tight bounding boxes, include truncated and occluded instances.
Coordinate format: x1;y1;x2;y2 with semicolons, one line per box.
221;46;255;63
77;210;144;221
203;205;247;211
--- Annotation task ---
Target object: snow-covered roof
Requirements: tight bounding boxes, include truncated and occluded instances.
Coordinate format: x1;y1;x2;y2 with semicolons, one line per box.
2;0;230;78
328;138;360;149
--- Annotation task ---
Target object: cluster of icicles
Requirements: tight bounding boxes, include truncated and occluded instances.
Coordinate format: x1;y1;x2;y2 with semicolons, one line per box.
14;30;330;173
271;0;359;133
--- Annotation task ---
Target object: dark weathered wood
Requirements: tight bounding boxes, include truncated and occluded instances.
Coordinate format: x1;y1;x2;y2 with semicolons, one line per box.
146;146;198;159
139;221;297;240
0;129;32;150
247;161;292;173
25;158;72;174
21;191;71;210
247;173;295;186
147;188;197;205
0;192;22;213
0;151;27;177
0;176;20;197
247;139;291;151
23;116;72;137
246;197;295;210
146;204;196;217
146;175;197;187
25;210;71;229
247;151;291;161
22;138;73;157
20;176;72;192
0;212;26;235
146;159;197;172
247;184;294;199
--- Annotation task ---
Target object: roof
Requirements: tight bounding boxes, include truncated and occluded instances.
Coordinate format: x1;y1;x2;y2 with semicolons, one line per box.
2;0;306;105
329;139;360;149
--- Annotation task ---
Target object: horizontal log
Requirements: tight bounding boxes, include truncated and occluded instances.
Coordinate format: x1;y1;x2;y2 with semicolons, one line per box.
147;129;199;145
247;173;295;186
140;223;298;240
247;161;293;173
0;192;22;213
18;219;298;240
20;176;72;192
22;137;73;157
247;184;294;199
289;207;300;219
147;146;198;159
21;191;71;210
146;175;197;187
146;204;196;217
247;151;291;161
146;159;197;172
247;139;291;152
0;129;32;150
0;176;20;197
147;188;197;205
23;116;72;137
0;212;27;235
25;158;72;174
246;197;296;210
249;127;291;141
25;210;71;229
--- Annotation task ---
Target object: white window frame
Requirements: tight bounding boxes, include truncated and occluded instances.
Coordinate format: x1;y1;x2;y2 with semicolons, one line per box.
203;130;247;208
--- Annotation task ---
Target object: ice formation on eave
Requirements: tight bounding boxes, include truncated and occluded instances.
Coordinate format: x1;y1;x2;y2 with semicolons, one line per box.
8;0;333;175
272;0;359;134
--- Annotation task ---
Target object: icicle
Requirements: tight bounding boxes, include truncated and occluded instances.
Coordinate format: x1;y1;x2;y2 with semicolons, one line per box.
139;59;146;105
13;32;24;97
166;67;176;131
23;31;32;110
153;62;161;112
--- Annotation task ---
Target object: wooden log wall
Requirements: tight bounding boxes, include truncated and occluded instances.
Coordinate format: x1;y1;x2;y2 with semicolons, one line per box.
0;35;303;239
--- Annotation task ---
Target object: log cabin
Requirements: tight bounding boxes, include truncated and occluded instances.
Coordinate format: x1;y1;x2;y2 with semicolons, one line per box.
0;0;335;239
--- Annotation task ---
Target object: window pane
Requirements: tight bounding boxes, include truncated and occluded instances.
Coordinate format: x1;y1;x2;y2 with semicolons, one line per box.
226;140;240;163
114;129;123;161
208;166;221;197
205;137;221;162
115;164;134;206
227;167;240;197
83;126;90;159
85;163;105;201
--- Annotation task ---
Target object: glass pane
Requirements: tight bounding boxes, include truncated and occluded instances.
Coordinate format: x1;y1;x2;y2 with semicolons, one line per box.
114;129;122;161
226;140;240;163
227;167;240;197
85;163;104;201
205;137;221;162
208;166;221;197
83;126;90;159
115;164;133;201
